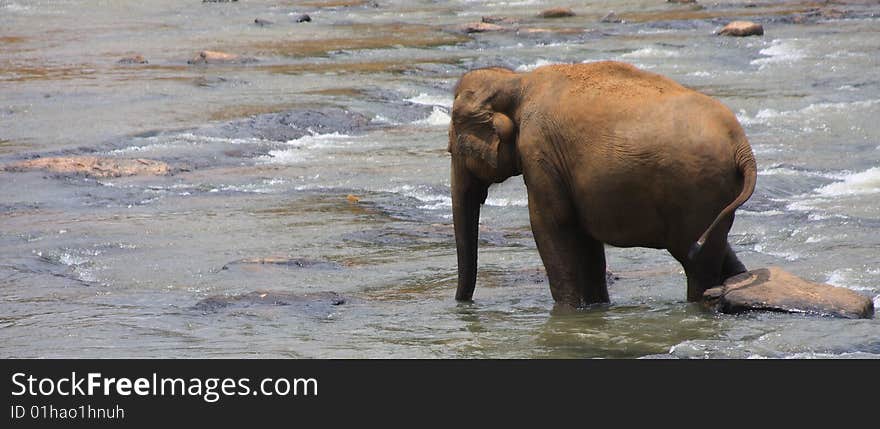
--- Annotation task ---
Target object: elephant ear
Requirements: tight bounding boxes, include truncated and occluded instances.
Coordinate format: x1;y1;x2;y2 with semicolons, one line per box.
450;109;514;170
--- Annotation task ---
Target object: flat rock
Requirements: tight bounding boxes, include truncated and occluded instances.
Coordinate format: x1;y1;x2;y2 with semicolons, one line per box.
6;156;170;178
716;20;764;37
703;267;874;319
188;50;256;65
457;22;507;33
538;7;575;18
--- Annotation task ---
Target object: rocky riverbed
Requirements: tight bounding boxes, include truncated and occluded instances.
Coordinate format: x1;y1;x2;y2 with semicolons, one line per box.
1;0;879;358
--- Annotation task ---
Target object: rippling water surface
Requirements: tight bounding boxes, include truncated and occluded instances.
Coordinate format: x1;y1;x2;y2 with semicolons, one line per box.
1;0;879;358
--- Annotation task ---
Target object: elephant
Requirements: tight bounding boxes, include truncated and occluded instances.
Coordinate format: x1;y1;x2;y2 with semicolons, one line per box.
448;61;757;309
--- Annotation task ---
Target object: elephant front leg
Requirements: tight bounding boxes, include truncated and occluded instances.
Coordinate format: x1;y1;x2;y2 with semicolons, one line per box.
528;191;609;309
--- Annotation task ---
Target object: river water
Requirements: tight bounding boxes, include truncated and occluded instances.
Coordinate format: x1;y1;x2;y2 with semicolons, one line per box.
1;0;878;358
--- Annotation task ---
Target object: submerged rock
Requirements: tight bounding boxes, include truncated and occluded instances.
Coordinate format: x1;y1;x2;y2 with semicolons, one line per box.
600;12;622;23
538;7;575;18
716;21;764;37
192;76;248;88
481;16;519;25
782;8;850;25
502;266;618;286
703;267;874;319
200;107;371;142
254;18;273;27
193;291;348;314
6;156;170;178
516;27;587;35
221;257;343;271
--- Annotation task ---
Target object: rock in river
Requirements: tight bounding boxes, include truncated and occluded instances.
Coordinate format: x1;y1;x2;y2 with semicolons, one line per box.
538;7;575;18
716;21;764;37
117;55;148;64
703;267;874;319
457;22;507;34
6;156;170;178
188;50;256;65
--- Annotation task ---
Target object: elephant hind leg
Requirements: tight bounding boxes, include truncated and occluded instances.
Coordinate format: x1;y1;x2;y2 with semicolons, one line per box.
671;220;734;302
721;242;747;280
682;259;723;302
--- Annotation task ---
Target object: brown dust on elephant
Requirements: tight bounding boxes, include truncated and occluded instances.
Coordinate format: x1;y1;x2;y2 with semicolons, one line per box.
449;61;757;309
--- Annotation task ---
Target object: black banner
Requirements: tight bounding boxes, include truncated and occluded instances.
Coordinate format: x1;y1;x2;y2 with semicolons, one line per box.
3;359;876;427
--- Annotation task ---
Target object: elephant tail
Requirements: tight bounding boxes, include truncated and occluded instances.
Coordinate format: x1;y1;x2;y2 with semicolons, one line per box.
688;142;757;261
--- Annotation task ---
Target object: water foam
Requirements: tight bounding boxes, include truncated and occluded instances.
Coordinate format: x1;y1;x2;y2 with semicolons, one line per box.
815;167;880;197
260;132;354;164
737;99;880;127
406;93;452;109
412;106;451;127
371;114;398;125
687;71;712;78
3;2;32;13
758;165;839;180
378;185;528;211
753;244;800;261
111;133;265;154
516;59;557;72
825;269;875;292
738;209;785;217
751;39;807;68
484;197;528;207
379;185;451;210
620;47;681;59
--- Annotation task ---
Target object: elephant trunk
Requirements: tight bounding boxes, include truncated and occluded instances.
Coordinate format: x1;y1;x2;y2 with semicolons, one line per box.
451;159;488;301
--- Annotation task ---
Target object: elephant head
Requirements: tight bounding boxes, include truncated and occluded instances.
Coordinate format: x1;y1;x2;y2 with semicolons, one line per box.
448;67;522;301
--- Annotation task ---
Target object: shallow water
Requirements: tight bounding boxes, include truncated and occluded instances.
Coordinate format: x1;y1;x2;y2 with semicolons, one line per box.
1;0;878;358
